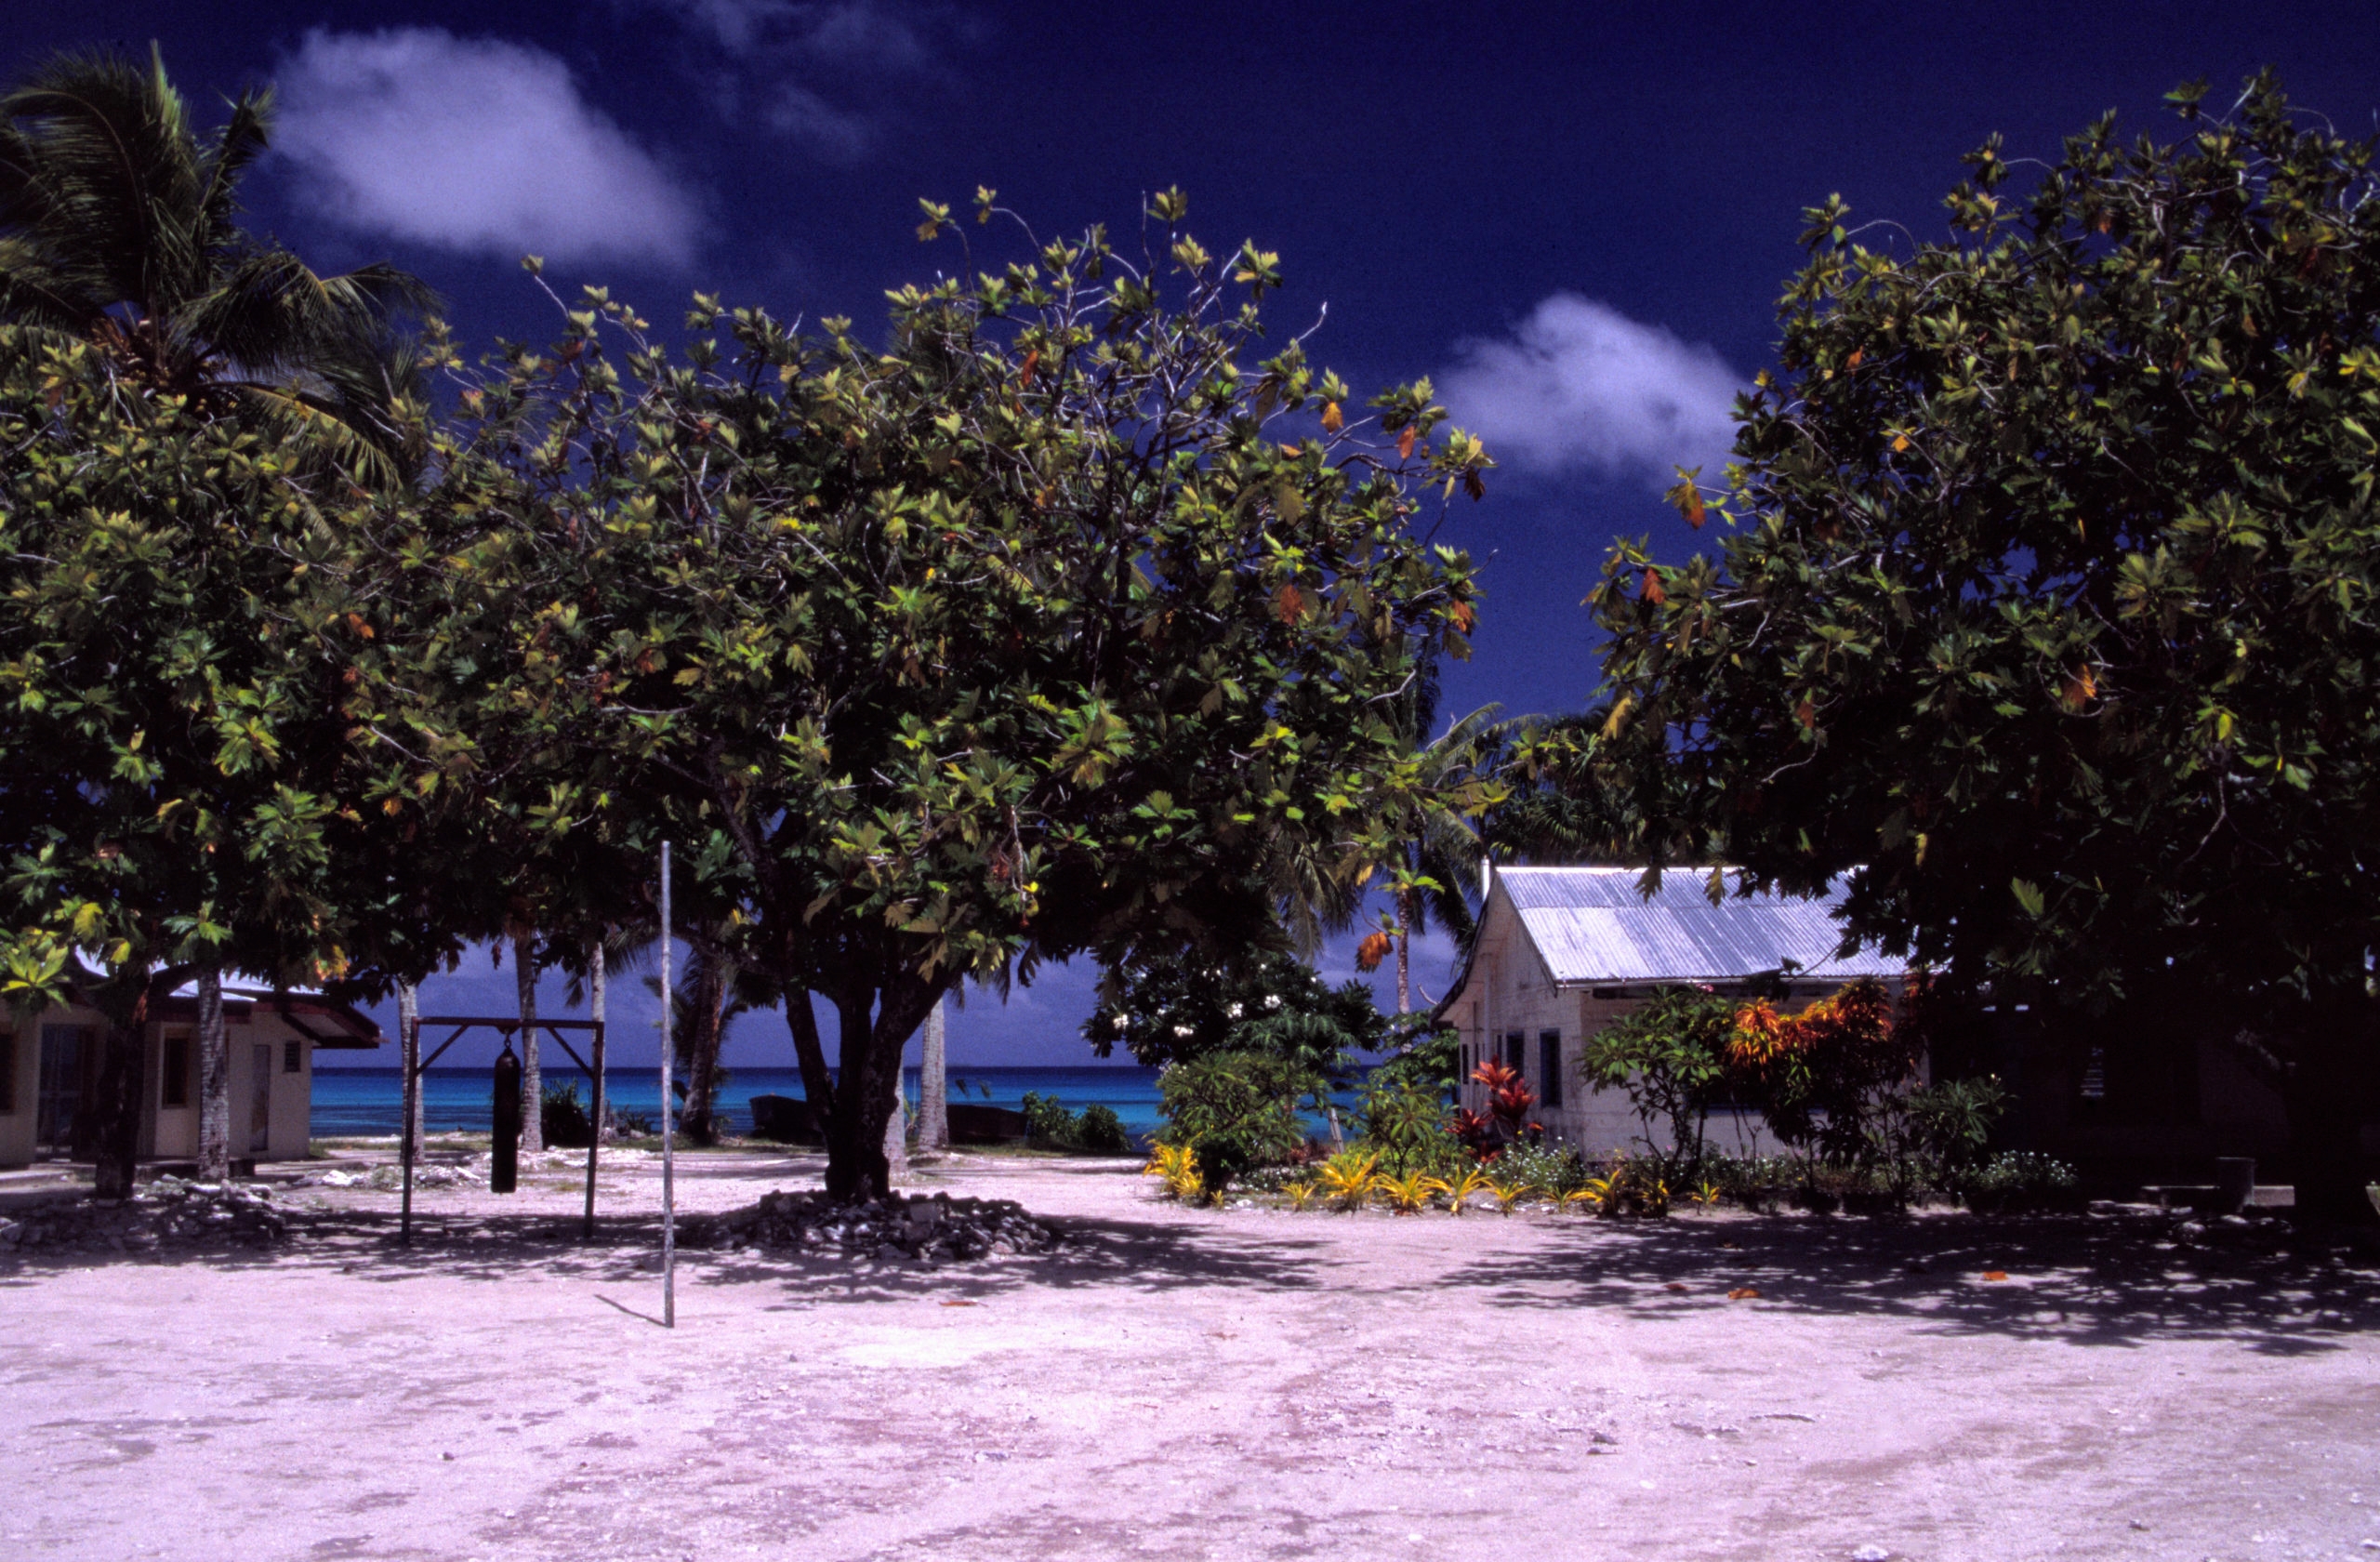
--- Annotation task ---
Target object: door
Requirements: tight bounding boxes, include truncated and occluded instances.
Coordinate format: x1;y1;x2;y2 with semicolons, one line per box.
249;1043;272;1154
36;1025;86;1158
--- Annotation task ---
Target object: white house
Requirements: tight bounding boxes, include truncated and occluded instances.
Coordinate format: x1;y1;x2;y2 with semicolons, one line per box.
0;977;381;1170
1435;865;1903;1154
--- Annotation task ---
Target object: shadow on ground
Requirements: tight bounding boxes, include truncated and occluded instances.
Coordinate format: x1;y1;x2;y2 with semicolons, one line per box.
7;1181;2379;1358
1442;1211;2380;1356
0;1190;1340;1303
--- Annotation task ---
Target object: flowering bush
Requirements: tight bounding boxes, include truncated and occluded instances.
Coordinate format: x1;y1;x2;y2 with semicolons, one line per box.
1727;974;2006;1203
1084;947;1383;1070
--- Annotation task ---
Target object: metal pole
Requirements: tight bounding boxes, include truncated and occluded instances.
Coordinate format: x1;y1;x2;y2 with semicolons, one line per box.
398;980;418;1246
584;940;605;1240
659;841;675;1329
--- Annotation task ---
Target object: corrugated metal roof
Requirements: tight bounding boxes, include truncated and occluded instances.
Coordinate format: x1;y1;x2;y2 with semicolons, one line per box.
1497;866;1903;985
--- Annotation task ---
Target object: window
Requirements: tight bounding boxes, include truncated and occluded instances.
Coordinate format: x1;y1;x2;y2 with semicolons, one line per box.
0;1031;14;1113
283;1038;304;1074
2079;1047;2108;1102
161;1032;191;1108
1502;1031;1525;1074
1539;1030;1563;1107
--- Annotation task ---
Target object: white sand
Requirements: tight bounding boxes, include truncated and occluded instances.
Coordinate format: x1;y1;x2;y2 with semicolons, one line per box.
4;1148;2377;1561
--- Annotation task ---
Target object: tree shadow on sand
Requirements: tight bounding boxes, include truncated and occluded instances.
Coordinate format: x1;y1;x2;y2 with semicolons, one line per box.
1442;1211;2380;1357
0;1196;1339;1304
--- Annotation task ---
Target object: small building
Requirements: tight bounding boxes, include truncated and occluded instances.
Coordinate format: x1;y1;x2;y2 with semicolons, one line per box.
0;977;380;1170
1434;864;2350;1185
1435;865;1903;1155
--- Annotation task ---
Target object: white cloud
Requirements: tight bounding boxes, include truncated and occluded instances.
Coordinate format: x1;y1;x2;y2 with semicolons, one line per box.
276;28;702;269
663;0;933;66
628;1;940;157
1439;294;1745;487
768;85;875;160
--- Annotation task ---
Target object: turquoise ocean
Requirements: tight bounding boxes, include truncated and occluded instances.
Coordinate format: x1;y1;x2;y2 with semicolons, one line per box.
312;1065;1171;1141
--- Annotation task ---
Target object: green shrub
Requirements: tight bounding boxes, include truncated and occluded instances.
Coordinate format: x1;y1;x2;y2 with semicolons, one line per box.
541;1083;594;1148
1356;1076;1462;1176
1366;1021;1462;1096
1157;1051;1320;1198
1961;1151;2081;1213
1020;1091;1078;1147
1703;1152;1797;1211
1076;1104;1130;1153
1493;1141;1590;1197
1578;987;1739;1178
1017;1094;1135;1153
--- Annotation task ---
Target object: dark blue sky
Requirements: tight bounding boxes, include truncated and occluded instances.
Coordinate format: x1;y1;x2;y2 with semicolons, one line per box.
19;2;2380;1066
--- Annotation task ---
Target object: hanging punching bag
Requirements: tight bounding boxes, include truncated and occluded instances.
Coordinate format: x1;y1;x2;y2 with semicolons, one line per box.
492;1040;522;1195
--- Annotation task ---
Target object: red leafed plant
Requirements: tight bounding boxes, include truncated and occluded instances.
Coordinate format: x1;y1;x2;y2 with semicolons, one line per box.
1460;1060;1542;1156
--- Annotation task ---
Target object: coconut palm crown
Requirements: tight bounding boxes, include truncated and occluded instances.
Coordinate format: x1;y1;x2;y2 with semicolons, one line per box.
0;46;433;482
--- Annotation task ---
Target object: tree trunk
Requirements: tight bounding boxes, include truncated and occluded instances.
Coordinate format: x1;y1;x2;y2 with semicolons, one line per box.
514;933;543;1153
881;1066;908;1185
824;986;890;1202
681;959;726;1145
91;983;152;1199
196;965;231;1182
819;976;937;1202
1395;888;1414;1015
2285;984;2380;1225
785;988;836;1145
918;994;948;1153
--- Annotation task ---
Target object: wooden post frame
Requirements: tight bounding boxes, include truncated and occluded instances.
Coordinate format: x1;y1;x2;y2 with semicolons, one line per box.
402;1015;609;1244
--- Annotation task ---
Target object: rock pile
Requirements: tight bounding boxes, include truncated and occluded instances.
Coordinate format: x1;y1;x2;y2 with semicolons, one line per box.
0;1177;289;1255
694;1189;1059;1264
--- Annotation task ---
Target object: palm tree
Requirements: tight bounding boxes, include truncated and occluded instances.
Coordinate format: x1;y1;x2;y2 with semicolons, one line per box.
1355;679;1503;1014
0;46;431;1182
0;46;432;483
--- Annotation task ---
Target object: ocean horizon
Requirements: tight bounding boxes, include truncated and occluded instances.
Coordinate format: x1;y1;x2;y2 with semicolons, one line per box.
311;1064;1176;1140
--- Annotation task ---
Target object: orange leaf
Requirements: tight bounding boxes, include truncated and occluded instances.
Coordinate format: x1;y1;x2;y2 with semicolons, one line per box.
1019;349;1040;386
1981;1270;2009;1282
1320;401;1343;433
940;1300;978;1307
1397;425;1418;461
1845;347;1863;368
1450;602;1475;633
1355;931;1393;972
1892;433;1911;453
1664;1282;1688;1293
2060;666;2097;709
1276;583;1304;622
1795;700;1817;730
1641;570;1666;605
1683;487;1707;528
1727;1287;1761;1301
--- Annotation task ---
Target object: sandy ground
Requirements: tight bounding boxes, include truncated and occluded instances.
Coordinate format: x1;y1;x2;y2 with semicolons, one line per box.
5;1147;2380;1562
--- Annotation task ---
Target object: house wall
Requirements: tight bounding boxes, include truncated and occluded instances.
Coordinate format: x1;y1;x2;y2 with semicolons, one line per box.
0;1003;324;1170
1443;887;1885;1161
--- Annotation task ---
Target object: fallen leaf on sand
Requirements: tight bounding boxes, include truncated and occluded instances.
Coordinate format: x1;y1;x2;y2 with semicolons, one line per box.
941;1300;979;1307
1728;1288;1761;1301
1665;1282;1689;1293
1981;1271;2009;1282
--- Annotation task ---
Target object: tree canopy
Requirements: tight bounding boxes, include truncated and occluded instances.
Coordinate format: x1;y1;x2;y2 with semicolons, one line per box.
1585;74;2380;1218
377;190;1488;1198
